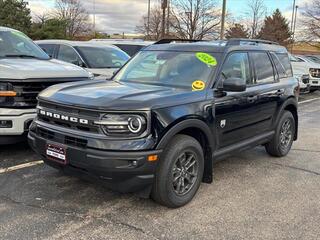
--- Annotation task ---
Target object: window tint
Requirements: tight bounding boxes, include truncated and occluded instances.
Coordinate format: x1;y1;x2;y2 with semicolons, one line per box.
276;53;293;76
57;45;81;65
270;53;286;78
221;52;251;85
39;44;56;57
251;52;274;84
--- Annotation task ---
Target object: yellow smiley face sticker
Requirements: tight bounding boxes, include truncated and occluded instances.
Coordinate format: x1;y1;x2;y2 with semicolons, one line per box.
195;52;217;66
192;80;206;91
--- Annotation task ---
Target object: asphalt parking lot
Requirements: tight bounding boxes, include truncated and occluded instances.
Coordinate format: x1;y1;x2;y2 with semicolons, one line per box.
0;93;320;240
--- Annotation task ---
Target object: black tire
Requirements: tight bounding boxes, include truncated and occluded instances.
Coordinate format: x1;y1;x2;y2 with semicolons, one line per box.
265;111;295;157
151;134;204;208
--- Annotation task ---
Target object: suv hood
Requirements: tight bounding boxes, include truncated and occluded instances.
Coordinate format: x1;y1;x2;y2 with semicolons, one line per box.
0;58;89;79
291;61;320;75
39;80;206;110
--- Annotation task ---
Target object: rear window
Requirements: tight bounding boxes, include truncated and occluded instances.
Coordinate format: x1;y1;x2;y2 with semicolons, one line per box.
115;44;144;56
276;53;293;76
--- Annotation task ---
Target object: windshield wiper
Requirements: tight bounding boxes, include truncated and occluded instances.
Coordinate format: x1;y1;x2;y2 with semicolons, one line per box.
3;54;44;59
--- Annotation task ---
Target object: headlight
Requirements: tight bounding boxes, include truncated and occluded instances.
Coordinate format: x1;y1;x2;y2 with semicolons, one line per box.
294;74;309;84
95;114;148;137
0;82;16;104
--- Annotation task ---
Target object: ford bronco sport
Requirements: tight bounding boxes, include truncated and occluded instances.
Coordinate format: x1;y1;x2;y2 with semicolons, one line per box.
29;39;299;208
0;27;92;144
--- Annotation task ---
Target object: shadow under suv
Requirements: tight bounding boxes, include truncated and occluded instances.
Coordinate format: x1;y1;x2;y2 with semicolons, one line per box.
28;39;299;208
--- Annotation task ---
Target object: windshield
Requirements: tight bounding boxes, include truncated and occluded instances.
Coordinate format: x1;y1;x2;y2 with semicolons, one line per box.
306;55;320;64
76;46;129;68
289;54;303;62
114;51;218;89
0;30;49;60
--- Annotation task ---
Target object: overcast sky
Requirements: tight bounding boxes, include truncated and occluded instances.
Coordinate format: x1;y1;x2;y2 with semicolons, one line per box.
26;0;309;34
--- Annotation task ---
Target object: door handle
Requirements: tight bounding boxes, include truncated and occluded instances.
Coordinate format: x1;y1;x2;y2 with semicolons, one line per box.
247;96;258;103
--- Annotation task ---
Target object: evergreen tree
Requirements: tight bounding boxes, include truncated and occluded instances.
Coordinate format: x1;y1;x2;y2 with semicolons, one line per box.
258;9;292;46
225;24;250;39
0;0;32;33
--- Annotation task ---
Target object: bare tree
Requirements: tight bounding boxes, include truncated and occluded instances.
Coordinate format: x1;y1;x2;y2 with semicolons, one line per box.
302;0;320;42
54;0;90;38
244;0;266;38
170;0;220;40
136;7;163;40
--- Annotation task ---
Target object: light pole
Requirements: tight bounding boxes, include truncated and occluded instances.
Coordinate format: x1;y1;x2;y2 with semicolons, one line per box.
161;0;167;38
147;0;151;37
290;0;296;32
93;0;96;37
220;0;227;40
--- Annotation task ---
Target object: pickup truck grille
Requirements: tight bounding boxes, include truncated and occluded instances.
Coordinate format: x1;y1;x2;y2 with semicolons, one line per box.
8;78;88;108
309;68;320;78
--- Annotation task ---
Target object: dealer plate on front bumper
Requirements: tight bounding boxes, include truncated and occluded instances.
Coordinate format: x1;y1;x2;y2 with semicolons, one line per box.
46;143;67;164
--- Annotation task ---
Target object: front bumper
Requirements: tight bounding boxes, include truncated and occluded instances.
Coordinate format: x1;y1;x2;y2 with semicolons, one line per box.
28;124;162;193
309;78;320;88
0;108;35;144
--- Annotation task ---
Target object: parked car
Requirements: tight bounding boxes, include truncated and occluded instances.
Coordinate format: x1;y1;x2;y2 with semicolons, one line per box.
290;54;320;92
0;27;92;144
296;55;320;64
36;40;130;80
29;39;298;208
90;39;153;56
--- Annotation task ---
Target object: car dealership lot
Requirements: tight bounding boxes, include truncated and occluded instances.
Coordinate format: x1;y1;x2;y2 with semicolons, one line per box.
0;95;320;240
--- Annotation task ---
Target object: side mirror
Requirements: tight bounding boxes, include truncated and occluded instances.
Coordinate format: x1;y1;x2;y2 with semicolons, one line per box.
223;77;246;92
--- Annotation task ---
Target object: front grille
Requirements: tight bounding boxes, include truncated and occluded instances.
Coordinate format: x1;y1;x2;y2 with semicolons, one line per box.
9;78;88;108
37;101;101;134
37;127;88;148
310;68;320;78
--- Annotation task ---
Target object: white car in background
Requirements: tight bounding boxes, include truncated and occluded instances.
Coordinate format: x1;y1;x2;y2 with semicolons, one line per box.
90;39;154;57
36;40;130;80
289;54;320;92
295;55;320;64
0;27;92;144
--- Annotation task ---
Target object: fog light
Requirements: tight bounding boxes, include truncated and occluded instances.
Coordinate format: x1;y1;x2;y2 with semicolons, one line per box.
0;120;12;128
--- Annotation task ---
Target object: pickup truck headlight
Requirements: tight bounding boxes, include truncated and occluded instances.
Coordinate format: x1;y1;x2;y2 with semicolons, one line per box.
95;114;148;137
0;82;16;104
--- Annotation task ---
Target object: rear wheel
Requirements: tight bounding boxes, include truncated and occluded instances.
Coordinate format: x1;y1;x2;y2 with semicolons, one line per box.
151;134;204;208
265;111;295;157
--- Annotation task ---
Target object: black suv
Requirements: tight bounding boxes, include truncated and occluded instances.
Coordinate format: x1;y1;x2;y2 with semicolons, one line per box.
28;39;299;208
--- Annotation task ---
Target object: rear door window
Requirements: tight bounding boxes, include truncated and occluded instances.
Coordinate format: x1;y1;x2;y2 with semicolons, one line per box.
270;53;287;79
250;52;275;84
276;53;293;76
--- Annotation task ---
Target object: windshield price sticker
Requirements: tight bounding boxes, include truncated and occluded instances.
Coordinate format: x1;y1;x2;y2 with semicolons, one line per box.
196;52;217;66
192;80;206;91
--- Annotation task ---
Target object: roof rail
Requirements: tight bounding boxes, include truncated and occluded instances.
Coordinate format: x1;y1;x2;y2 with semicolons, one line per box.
154;38;203;45
227;38;279;46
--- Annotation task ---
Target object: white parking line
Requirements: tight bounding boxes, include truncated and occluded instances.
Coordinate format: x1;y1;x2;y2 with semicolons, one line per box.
0;160;43;174
299;97;320;104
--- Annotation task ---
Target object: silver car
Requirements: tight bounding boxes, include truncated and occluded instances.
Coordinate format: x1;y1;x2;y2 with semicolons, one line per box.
36;40;130;80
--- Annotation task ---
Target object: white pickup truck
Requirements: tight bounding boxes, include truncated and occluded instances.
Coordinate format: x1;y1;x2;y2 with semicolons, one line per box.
0;27;92;144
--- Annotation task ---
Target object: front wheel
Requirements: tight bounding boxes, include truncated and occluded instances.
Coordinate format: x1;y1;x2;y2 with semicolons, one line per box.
265;111;295;157
151;134;204;208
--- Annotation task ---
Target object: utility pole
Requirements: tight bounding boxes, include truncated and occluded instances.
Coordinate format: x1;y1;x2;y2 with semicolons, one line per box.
147;0;151;38
161;0;167;38
93;0;96;37
290;0;296;32
166;0;170;35
292;5;299;50
220;0;227;40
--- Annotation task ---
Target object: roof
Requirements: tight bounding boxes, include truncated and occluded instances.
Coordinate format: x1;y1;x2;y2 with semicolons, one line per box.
144;39;288;53
90;39;153;46
0;26;20;32
35;39;121;50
